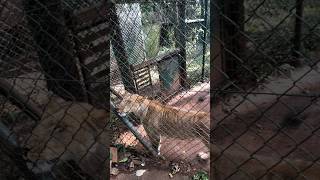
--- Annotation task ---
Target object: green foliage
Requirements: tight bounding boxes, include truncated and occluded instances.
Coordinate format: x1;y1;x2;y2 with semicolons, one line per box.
115;144;127;153
187;48;210;85
144;24;161;59
192;171;209;180
242;0;320;83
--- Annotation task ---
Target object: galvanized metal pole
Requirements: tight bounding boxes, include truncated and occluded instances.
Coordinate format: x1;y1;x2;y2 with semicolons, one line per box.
110;101;159;157
201;0;209;82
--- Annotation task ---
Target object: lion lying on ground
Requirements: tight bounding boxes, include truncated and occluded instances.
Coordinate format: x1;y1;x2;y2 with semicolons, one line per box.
26;97;110;179
116;91;210;153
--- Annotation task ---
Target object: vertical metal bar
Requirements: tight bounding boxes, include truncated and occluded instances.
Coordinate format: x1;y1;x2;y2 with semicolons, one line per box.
110;102;159;157
176;1;188;89
201;0;209;82
292;0;304;60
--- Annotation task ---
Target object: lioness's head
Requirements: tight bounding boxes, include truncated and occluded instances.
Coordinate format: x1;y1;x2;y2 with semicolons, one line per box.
116;92;149;119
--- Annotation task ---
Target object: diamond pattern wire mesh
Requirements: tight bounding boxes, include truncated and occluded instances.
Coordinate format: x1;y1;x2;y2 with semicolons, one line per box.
109;1;210;177
211;0;320;179
0;0;319;179
0;0;110;179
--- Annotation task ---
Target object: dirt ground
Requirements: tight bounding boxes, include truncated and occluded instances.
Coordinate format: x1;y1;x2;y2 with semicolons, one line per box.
111;169;190;180
111;82;210;179
213;63;320;170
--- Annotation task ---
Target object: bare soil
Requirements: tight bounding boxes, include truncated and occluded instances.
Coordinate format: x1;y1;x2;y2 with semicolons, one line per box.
213;64;320;167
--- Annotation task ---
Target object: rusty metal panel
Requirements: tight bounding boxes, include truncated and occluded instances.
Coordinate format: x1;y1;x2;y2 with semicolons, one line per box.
157;51;181;98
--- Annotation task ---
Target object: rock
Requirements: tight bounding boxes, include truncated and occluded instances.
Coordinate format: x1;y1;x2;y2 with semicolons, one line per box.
129;161;135;170
197;152;209;161
135;169;147;176
168;173;173;178
110;168;119;176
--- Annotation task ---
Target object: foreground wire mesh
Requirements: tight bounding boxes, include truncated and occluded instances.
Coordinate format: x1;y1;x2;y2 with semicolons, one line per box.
212;0;320;179
1;0;320;179
0;0;109;179
110;0;210;177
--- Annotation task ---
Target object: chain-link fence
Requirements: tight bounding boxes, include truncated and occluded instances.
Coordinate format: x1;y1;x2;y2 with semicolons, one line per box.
0;0;110;179
212;0;320;179
1;0;320;179
110;0;210;177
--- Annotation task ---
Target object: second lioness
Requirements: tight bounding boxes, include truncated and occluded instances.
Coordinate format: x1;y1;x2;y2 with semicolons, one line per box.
116;92;210;151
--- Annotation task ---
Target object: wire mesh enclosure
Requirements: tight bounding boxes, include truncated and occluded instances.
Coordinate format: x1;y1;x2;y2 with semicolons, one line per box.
0;0;110;179
212;0;320;179
110;0;210;178
1;0;320;179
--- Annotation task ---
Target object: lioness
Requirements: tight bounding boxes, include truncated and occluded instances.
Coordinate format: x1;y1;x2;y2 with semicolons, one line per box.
116;91;210;153
26;97;110;179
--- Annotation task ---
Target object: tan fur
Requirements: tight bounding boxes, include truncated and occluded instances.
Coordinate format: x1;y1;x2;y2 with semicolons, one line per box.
117;92;210;149
26;97;110;179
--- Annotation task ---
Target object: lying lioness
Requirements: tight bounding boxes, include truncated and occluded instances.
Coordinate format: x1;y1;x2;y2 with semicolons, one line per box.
26;97;110;179
116;91;210;153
